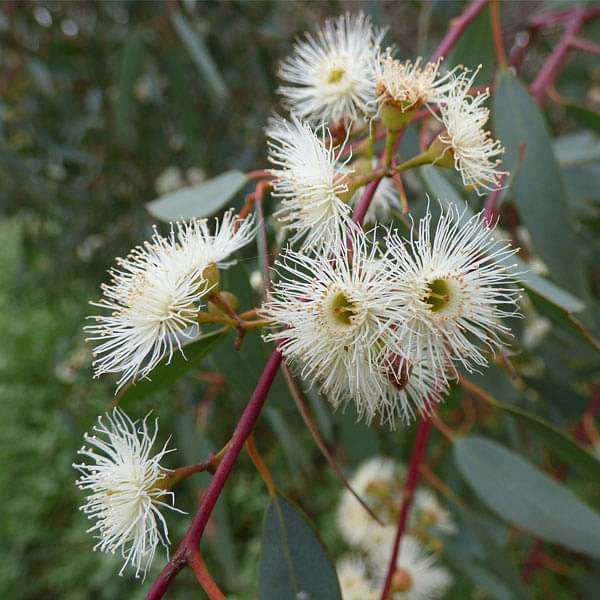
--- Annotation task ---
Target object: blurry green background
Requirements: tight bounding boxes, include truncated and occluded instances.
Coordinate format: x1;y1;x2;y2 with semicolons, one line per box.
1;1;599;599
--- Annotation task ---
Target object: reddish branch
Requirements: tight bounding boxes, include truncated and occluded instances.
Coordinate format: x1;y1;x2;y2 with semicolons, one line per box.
530;7;589;104
146;349;283;599
431;0;488;62
188;547;226;600
380;417;433;600
254;180;272;294
569;36;600;56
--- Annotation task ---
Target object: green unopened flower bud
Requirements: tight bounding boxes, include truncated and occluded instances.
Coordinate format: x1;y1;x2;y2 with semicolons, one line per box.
380;102;417;132
202;262;220;294
427;137;455;169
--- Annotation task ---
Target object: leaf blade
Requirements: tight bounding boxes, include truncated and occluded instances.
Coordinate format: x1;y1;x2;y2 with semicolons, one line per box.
454;435;600;559
146;170;248;222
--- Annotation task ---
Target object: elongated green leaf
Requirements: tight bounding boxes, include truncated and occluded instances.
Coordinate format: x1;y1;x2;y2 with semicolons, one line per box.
447;9;495;83
259;494;341;600
118;328;227;403
454;435;600;558
420;166;585;313
490;401;600;482
170;10;228;100
493;71;584;292
146;170;248;221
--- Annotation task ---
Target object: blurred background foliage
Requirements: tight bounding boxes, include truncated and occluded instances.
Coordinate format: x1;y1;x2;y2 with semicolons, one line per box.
0;1;599;598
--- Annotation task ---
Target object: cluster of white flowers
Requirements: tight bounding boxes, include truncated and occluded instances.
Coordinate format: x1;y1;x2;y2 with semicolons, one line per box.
73;409;181;578
272;11;506;252
86;210;255;391
77;10;519;582
263;203;520;426
336;457;454;599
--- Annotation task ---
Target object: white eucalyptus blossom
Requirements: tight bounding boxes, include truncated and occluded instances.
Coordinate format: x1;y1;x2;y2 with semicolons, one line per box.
436;68;507;194
337;457;404;548
372;535;453;599
267;114;354;251
262;232;444;425
73;409;181;578
386;204;521;378
278;12;385;125
86;212;254;391
371;50;461;113
411;489;457;535
337;555;378;600
176;208;255;268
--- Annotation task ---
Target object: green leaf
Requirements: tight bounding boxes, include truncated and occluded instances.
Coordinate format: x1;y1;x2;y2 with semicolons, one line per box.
447;9;496;83
454;435;600;559
420;166;585;313
490;401;600;482
146;170;248;221
170;10;228;101
259;494;341;600
493;71;584;292
118;328;227;403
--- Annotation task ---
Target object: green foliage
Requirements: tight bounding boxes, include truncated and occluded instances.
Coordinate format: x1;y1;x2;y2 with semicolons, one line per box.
258;494;341;600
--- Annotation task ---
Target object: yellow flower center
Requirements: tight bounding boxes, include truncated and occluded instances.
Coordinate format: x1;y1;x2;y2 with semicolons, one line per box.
328;67;346;84
424;278;451;312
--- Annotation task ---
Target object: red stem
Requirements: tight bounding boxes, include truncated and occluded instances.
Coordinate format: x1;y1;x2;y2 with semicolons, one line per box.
254;180;271;294
146;349;284;600
530;7;587;104
482;173;507;226
188;548;226;600
569;36;600;56
431;0;489;62
528;6;600;30
490;0;508;69
379;417;433;600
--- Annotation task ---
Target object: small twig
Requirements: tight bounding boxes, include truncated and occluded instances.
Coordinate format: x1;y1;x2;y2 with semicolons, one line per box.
569;36;600;56
431;414;456;442
420;463;464;507
245;434;277;497
490;0;508;69
254;180;271;296
530;7;588;104
282;363;384;526
188;547;226;600
431;0;489;62
380;417;433;600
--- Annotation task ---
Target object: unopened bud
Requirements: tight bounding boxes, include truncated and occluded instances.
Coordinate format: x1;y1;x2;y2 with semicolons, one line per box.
391;567;413;593
386;355;413;391
380;103;417;132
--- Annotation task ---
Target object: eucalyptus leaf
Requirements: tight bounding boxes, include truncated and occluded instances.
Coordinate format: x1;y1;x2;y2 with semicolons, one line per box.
490;401;600;483
454;435;600;559
259;493;341;600
146;170;248;221
118;328;228;403
493;71;584;292
170;10;228;100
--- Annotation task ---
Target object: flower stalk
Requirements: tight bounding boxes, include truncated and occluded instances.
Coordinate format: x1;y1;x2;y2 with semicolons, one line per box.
380;416;433;600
